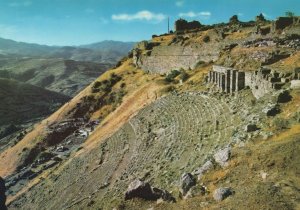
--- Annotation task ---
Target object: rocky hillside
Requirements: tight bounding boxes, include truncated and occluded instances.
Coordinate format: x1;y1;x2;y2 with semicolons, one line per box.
1;15;300;210
0;58;111;96
0;78;70;151
0;39;134;158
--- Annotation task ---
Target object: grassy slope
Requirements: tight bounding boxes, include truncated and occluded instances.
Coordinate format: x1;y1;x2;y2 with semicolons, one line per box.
0;59;167;177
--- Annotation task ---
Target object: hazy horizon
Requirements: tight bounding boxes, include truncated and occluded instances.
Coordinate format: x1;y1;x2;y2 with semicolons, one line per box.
0;0;299;46
0;37;136;47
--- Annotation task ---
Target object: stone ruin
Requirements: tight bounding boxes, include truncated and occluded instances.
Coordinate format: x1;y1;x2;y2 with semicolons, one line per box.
208;66;245;94
256;13;266;23
208;65;300;98
272;16;300;31
229;15;240;24
174;18;202;31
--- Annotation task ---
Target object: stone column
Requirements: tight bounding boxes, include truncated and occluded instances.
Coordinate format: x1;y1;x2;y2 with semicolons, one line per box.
225;70;231;93
213;72;216;83
236;71;245;91
218;73;222;89
221;74;225;91
216;72;219;85
210;71;213;82
230;70;237;93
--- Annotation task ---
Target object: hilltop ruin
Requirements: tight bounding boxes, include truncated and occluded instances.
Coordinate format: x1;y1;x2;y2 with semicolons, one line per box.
133;15;300;74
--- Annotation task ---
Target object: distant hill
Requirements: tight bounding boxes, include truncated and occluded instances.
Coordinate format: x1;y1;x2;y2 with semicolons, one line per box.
0;58;111;96
0;78;70;127
0;37;135;64
0;37;54;57
80;40;135;52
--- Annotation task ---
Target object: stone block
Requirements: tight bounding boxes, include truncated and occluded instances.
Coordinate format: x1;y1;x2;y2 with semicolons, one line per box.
291;80;300;89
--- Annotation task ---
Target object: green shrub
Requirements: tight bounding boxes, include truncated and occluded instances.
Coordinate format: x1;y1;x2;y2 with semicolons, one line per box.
109;73;122;85
180;70;189;82
195;60;206;68
120;82;126;88
165;70;181;82
203;35;210;43
91;74;122;93
273;118;289;129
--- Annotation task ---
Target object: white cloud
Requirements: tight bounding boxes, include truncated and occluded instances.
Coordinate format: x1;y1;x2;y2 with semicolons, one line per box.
112;10;167;22
8;1;32;7
238;13;244;17
179;11;211;19
175;1;184;7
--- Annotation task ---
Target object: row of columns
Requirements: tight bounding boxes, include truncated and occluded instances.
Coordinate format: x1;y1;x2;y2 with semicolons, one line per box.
208;70;245;93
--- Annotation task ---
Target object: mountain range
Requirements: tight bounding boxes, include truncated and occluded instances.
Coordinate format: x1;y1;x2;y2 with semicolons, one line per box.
0;37;135;141
0;38;135;64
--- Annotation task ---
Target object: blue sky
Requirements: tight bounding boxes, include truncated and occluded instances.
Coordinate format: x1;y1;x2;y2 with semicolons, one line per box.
0;0;299;46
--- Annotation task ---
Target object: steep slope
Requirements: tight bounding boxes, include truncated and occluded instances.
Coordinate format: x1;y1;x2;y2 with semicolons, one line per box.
0;78;70;126
0;78;70;151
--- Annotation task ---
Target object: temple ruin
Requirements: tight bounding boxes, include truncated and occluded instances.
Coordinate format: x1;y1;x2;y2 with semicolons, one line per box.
208;66;245;94
208;65;300;98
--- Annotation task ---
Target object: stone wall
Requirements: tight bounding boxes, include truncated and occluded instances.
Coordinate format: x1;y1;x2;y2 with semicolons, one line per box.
208;65;298;99
245;70;273;99
272;16;300;31
134;44;221;74
175;19;202;31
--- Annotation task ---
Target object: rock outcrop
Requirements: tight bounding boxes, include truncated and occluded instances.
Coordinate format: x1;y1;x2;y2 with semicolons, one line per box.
180;173;196;196
213;187;234;201
193;160;214;180
125;179;174;202
213;147;231;168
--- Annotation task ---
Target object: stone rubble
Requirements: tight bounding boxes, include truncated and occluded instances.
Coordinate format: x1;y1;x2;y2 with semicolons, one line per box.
125;179;175;202
213;147;231;168
180;173;196;196
213;187;234;201
192;160;214;180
